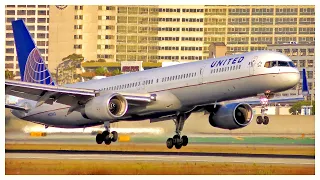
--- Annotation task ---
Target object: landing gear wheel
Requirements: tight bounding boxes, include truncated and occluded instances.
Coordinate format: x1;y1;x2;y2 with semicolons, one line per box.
111;131;118;142
263;116;269;125
104;137;112;145
102;131;109;137
256;116;263;124
182;135;188;146
166;138;174;149
96;133;104;144
175;143;182;149
173;135;180;144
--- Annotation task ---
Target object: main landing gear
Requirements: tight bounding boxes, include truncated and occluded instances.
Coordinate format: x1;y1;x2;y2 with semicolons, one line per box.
96;121;118;145
166;113;189;149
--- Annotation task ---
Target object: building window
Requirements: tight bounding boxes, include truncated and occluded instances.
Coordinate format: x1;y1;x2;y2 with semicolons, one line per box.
6;10;15;15
105;35;114;39
299;60;305;67
74;44;82;49
74;25;82;29
17;10;26;15
307;60;314;67
6;33;13;38
75;6;83;10
6;18;15;23
27;10;36;15
6;48;14;53
307;71;313;79
75;15;83;20
300;49;306;56
307;48;314;56
106;16;115;20
37;18;46;23
38;10;47;15
105;45;114;49
27;18;35;23
74;35;83;39
5;56;14;61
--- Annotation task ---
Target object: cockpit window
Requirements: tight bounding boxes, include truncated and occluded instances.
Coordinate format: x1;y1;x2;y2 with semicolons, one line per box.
288;61;296;67
264;61;292;68
271;61;277;67
278;61;289;67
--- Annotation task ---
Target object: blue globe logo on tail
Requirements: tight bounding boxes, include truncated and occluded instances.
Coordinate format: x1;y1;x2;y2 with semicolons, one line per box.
24;48;55;85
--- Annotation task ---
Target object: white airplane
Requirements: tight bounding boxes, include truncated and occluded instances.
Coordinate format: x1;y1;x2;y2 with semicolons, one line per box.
6;20;306;149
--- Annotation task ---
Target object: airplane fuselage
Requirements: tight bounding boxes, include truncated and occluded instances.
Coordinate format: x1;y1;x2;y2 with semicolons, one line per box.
12;50;299;128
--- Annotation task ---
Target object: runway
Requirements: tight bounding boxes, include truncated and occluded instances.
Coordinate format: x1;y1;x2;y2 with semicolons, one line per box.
5;132;315;146
5;150;315;165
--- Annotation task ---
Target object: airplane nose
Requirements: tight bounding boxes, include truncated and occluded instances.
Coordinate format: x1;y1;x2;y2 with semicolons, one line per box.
288;72;300;87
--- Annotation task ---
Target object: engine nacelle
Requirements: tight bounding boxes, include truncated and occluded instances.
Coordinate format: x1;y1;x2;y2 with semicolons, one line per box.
209;103;253;130
84;93;128;121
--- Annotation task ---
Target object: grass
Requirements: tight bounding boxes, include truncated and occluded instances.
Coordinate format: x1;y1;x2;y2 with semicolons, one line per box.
5;159;314;175
5;143;315;156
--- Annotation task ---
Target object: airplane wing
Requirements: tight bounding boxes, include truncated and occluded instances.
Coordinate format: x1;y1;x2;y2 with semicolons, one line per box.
5;80;156;109
227;95;305;105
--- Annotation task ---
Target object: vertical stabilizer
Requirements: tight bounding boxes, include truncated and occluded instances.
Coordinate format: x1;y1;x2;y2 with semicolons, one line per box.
301;68;309;96
12;19;55;86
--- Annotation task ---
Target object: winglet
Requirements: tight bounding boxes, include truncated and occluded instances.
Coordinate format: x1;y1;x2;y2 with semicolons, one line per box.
12;19;55;86
301;68;309;97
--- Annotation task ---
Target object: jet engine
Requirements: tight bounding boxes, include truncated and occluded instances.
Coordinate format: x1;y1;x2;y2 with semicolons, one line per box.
84;93;128;121
208;103;253;130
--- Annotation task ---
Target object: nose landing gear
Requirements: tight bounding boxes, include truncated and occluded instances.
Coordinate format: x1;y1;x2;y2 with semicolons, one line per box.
256;93;272;125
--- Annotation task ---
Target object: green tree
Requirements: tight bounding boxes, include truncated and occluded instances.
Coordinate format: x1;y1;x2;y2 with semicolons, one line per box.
111;68;122;76
95;67;109;76
62;53;84;61
97;59;106;62
5;69;14;80
289;101;315;115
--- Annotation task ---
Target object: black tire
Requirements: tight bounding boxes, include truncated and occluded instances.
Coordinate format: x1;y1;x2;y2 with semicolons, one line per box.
182;135;188;146
166;138;174;149
256;116;263;124
111;131;118;142
96;133;104;144
104;137;112;145
263;116;269;125
175;143;182;149
173;135;180;145
102;131;110;137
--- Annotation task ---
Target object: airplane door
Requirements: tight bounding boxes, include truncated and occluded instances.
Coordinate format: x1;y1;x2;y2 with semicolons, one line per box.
199;66;205;84
138;77;146;91
249;56;258;75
